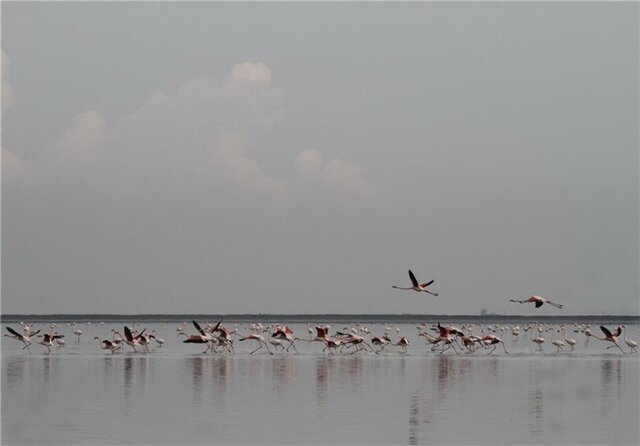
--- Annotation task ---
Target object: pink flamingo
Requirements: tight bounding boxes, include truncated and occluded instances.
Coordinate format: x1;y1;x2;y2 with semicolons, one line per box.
393;270;438;296
591;326;626;353
509;295;563;309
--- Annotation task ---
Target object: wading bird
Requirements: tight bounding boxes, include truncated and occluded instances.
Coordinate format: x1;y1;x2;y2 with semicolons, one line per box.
238;333;273;355
5;326;40;353
621;325;637;353
94;336;122;354
38;332;65;353
393;270;438;296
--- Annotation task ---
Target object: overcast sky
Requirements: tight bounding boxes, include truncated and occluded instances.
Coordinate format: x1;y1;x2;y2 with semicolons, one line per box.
2;2;638;315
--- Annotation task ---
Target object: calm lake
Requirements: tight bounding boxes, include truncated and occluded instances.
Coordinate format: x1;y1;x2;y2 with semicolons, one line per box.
2;320;638;445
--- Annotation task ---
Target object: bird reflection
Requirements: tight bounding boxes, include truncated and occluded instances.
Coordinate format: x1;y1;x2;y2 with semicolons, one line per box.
188;356;206;403
123;356;151;404
272;356;293;397
315;356;330;407
600;358;622;412
528;386;543;437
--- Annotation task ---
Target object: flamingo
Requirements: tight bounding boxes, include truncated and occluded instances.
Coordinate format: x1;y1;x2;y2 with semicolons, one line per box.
38;332;64;353
180;320;216;353
322;338;343;354
271;325;298;353
393;270;438;296
371;335;392;352
509;295;563;309
530;326;545;351
591;326;626;353
621;325;637;353
295;325;331;345
150;330;165;347
120;326;147;352
561;325;577;350
480;335;509;355
73;327;83;343
238;333;273;355
551;330;566;352
5;326;40;353
94;336;122;354
431;323;461;354
395;336;410;353
335;332;377;354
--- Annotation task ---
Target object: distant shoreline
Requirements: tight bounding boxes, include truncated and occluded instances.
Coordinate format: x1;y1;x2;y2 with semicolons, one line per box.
1;313;639;323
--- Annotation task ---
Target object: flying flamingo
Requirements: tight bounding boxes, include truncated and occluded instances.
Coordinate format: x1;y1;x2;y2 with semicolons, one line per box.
5;326;40;353
393;270;438;296
591;326;626;353
621;325;637;353
509;295;563;309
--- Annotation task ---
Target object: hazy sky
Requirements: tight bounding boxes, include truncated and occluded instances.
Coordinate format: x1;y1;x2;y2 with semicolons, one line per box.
2;2;638;315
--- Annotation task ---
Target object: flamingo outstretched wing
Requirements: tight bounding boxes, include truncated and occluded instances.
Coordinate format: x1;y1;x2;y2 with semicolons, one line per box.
408;270;419;288
6;327;21;338
123;326;134;342
192;320;206;336
421;279;435;288
600;326;613;338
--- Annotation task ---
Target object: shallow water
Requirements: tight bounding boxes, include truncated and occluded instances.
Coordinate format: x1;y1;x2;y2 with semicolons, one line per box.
2;322;639;445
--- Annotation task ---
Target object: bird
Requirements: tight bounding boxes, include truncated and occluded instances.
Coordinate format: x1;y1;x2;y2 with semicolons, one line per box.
509;295;563;309
371;335;392;352
561;325;577;350
271;325;298;353
5;326;40;353
529;326;545;351
621;325;637;353
480;335;509;355
335;332;377;354
180;320;216;353
550;330;566;352
395;336;410;353
591;326;626;353
38;332;64;353
238;333;273;355
393;270;438;296
150;330;165;347
94;336;122;354
73;327;83;343
119;326;147;352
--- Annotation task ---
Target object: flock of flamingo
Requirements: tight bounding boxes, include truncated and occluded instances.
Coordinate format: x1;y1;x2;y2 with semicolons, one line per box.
3;270;638;355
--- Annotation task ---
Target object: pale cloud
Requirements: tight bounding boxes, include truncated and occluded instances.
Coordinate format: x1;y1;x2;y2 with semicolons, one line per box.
228;62;271;85
1;147;27;185
208;133;289;199
15;62;374;204
57;111;106;161
293;148;376;200
2;49;16;113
